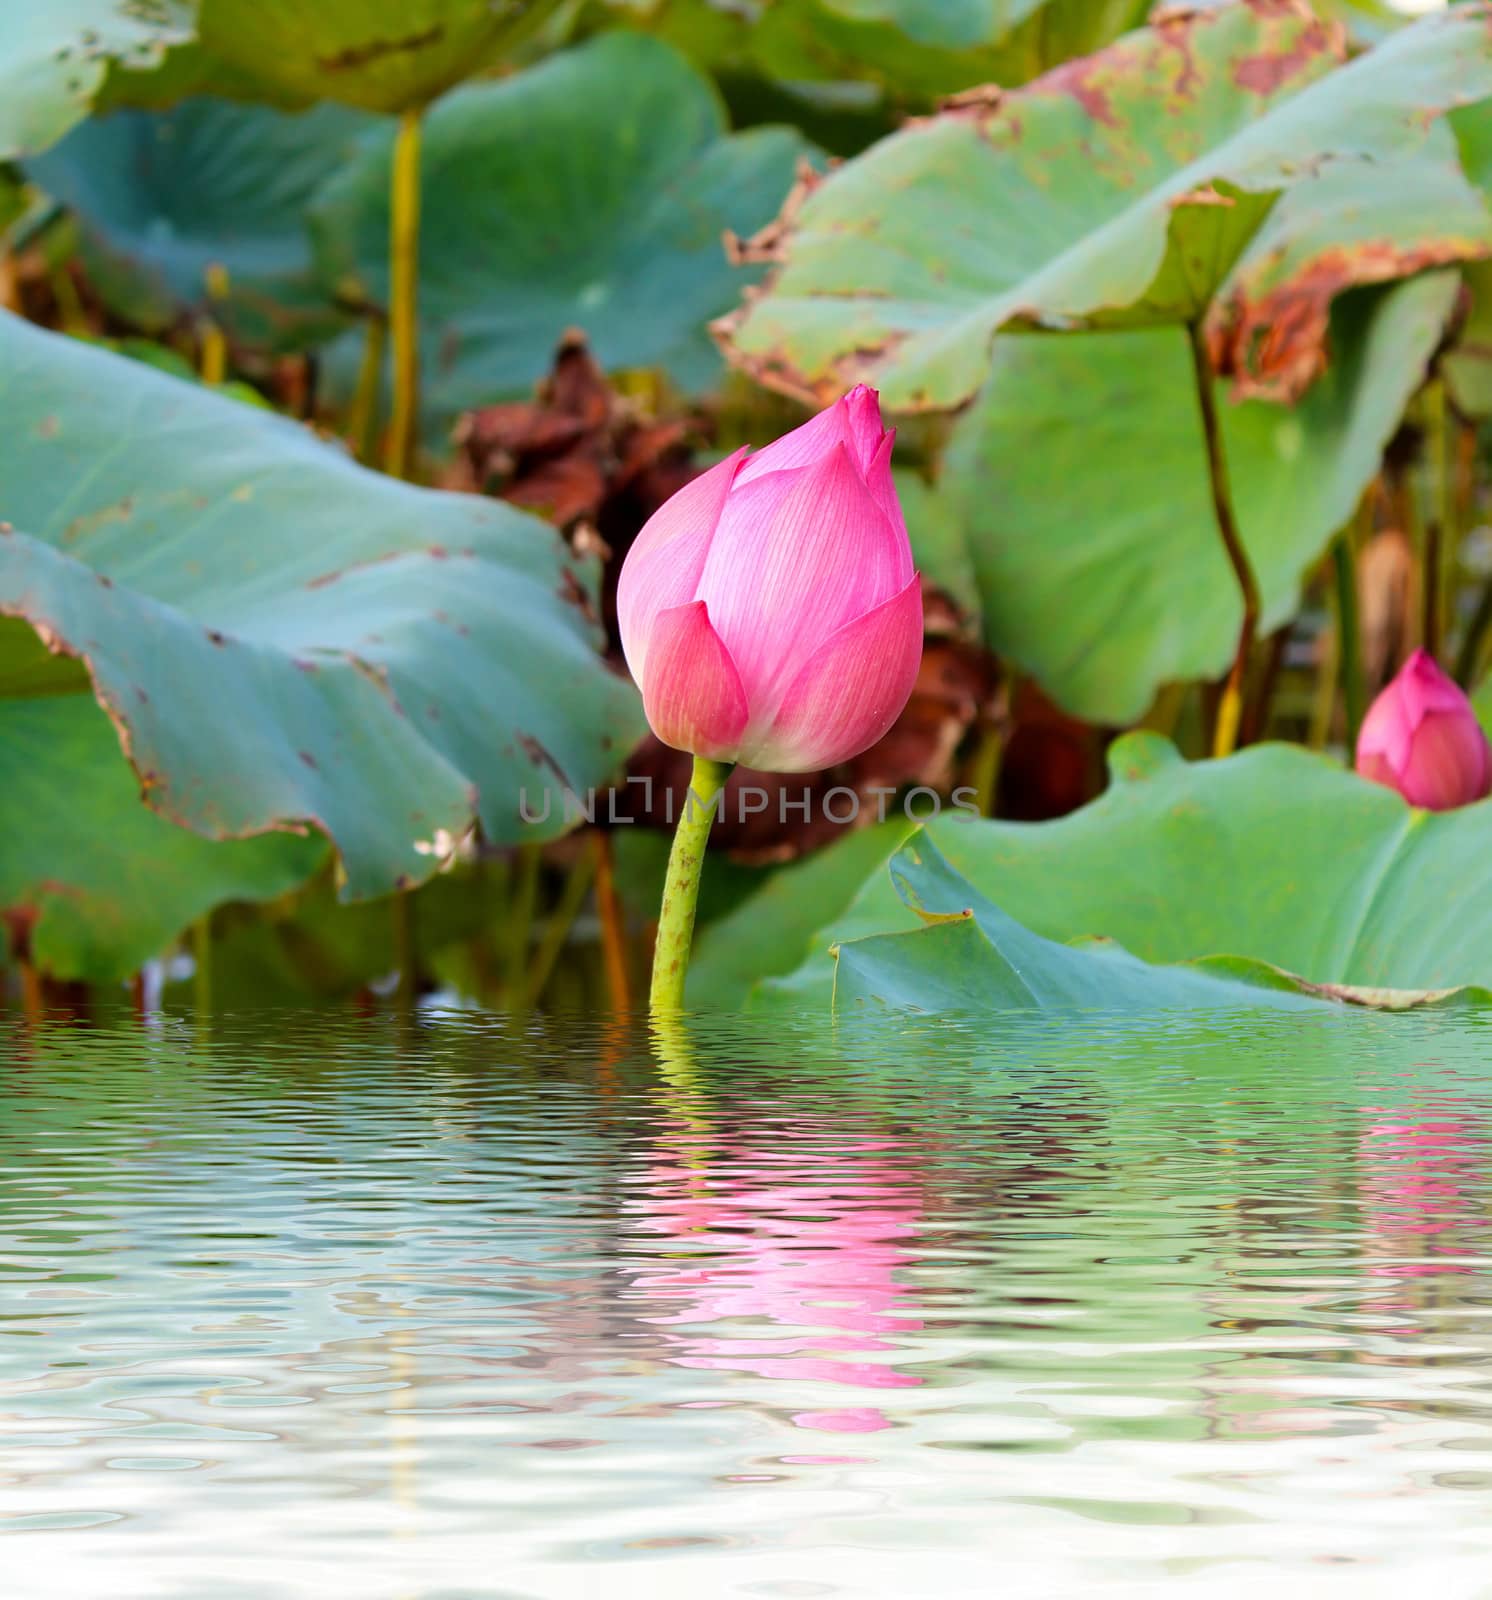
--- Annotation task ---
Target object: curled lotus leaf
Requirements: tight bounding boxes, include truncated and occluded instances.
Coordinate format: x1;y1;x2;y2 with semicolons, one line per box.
0;314;643;978
719;0;1492;412
756;733;1492;1012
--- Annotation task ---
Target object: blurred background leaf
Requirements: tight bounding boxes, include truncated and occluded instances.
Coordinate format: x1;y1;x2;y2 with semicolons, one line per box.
194;0;566;113
940;275;1457;723
313;31;816;441
0;690;323;982
0;315;641;973
27;98;380;352
720;2;1492;411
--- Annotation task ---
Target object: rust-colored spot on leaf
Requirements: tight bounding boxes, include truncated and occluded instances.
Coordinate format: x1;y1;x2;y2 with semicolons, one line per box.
518;732;570;791
316;24;443;72
937;83;1005;118
63;497;135;546
299;750;318;770
559;566;596;625
1209;236;1488;403
1040;56;1121;129
724;158;823;267
206;628;228;646
1232;5;1344;95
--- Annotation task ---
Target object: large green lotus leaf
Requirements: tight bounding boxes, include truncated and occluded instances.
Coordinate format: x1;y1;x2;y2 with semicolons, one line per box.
750;0;1148;100
832;833;1487;1016
808;0;1050;49
27;98;378;352
615;0;1148;101
686;820;915;1009
720;1;1492;412
0;1;272;160
194;0;564;113
0;691;323;983
941;274;1456;724
0;1;192;158
1443;100;1492;416
757;732;1492;1012
0;313;642;903
311;32;812;429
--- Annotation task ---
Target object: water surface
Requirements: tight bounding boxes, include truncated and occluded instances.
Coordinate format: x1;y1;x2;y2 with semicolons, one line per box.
4;1007;1492;1597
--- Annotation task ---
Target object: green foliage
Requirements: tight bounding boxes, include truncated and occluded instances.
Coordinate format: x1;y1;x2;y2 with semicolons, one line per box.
613;0;1149;101
0;1;270;161
194;0;565;113
757;734;1492;1011
0;1;196;159
4;2;1492;1010
832;831;1488;1016
0;692;322;982
312;32;814;430
940;275;1456;723
721;2;1492;411
28;98;377;351
687;819;914;1008
0;315;642;979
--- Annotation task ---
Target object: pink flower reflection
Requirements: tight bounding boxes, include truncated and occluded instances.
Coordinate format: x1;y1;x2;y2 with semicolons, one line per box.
620;1134;925;1417
1359;1108;1487;1284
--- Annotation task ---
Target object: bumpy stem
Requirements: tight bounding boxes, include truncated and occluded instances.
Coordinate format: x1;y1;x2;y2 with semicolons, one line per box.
1188;321;1259;759
649;757;731;1014
384;108;422;481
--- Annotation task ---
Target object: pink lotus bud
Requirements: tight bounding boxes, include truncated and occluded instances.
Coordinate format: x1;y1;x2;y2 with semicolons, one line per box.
616;386;922;773
1355;649;1492;811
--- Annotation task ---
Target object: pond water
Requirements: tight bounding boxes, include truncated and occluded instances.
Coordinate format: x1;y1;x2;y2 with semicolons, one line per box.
4;1006;1492;1598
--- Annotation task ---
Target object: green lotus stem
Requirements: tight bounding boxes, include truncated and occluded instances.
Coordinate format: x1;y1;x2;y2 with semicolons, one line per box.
1423;378;1450;661
1187;321;1259;759
1456;574;1492;688
347;316;386;465
384;108;422;481
49;263;87;337
650;756;731;1014
967;722;1003;817
523;842;598;1009
502;843;542;1007
392;890;416;1008
192;913;213;1015
1332;532;1364;751
199;262;230;387
1307;615;1340;751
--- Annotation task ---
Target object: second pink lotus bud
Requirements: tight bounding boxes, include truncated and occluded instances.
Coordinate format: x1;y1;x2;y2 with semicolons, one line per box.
1355;649;1492;812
